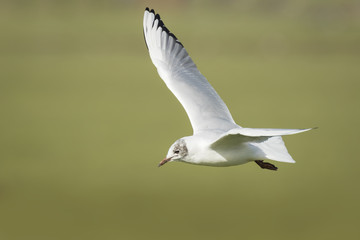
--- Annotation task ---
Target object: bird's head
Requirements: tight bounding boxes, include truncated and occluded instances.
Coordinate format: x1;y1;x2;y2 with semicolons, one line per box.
158;138;189;167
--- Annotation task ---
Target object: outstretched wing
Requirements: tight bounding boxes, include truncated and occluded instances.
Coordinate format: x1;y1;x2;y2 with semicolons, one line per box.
143;8;237;134
210;128;313;163
211;128;313;148
225;128;314;137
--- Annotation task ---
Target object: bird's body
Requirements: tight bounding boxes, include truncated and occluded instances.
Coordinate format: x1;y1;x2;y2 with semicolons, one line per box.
143;8;313;170
175;134;254;167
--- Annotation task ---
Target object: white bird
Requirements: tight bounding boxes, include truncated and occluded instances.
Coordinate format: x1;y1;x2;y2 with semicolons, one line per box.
143;8;313;170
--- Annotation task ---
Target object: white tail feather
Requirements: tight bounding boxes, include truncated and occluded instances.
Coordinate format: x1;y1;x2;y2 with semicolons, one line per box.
251;136;295;163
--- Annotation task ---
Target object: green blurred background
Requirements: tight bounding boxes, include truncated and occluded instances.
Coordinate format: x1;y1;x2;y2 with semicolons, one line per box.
0;0;359;239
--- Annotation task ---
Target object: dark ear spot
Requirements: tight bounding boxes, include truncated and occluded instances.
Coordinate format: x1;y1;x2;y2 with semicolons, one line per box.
174;150;179;154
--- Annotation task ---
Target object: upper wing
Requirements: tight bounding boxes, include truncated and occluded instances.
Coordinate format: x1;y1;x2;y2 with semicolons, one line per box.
211;127;313;148
210;128;313;163
143;8;237;135
226;128;314;137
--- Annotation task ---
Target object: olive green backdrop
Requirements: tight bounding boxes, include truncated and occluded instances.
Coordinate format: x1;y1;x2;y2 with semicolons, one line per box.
0;0;359;239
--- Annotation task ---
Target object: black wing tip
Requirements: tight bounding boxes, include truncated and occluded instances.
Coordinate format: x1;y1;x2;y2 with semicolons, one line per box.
145;7;155;14
144;7;184;47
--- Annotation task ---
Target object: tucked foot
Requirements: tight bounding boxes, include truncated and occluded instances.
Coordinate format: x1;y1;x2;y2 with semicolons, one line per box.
255;160;278;171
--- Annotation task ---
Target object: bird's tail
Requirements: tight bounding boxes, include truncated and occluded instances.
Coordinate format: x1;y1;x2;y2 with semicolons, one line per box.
253;136;295;163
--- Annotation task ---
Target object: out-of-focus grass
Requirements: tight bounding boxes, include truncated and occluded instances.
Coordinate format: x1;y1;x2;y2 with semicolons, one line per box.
0;1;359;240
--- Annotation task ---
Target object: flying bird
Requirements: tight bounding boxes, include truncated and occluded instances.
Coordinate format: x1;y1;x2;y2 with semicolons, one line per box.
143;8;313;170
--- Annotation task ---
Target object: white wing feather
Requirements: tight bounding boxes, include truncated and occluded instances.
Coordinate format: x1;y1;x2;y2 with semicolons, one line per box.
224;127;314;137
143;8;237;134
211;127;313;147
211;128;313;163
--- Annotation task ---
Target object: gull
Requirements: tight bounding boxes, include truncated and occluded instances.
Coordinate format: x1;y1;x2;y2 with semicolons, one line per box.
143;8;313;170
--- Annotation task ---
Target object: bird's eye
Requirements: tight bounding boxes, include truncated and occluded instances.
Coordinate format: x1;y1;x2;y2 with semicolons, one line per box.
174;150;179;154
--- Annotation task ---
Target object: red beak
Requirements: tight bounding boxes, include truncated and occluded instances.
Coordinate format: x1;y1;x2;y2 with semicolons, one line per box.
158;157;172;167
